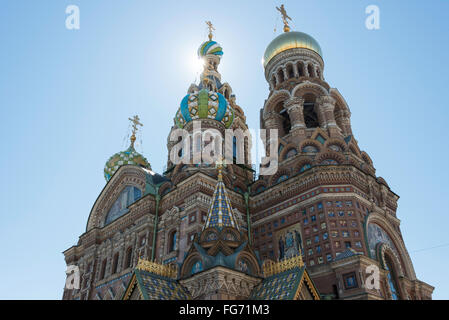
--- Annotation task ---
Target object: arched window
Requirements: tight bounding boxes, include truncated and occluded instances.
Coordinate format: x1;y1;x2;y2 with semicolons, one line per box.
307;64;314;77
256;185;266;193
169;230;178;252
124;247;133;269
111;252;119;274
277;68;284;83
297;62;304;76
287;64;294;78
385;256;400;300
99;259;107;280
299;163;312;173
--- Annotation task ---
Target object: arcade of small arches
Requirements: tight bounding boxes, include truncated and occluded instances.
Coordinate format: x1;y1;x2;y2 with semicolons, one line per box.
269;59;324;89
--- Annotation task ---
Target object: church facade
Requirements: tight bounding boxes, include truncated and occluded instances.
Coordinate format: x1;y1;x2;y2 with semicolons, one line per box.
62;10;433;300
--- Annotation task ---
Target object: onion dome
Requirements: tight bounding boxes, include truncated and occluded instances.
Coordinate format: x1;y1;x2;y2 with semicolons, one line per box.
198;40;223;58
104;145;151;181
104;116;151;181
263;31;322;67
175;88;234;129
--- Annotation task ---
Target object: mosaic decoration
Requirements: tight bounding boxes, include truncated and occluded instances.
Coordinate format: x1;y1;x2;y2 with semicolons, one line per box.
251;266;303;300
203;178;239;230
130;269;192;300
104;146;151;181
275;223;303;260
302;145;318;153
104;186;142;225
367;223;398;258
175;89;234;129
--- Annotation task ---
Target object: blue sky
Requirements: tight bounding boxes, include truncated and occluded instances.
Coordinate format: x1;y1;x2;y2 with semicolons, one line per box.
0;0;448;299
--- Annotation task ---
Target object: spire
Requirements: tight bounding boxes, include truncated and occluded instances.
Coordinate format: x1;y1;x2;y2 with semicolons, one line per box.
276;4;292;33
128;115;143;148
203;159;239;231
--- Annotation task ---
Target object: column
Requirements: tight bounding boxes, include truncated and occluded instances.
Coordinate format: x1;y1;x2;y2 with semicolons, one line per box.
317;95;339;137
284;97;306;141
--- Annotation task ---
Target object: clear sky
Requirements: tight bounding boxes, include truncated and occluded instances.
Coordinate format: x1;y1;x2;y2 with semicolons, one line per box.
0;0;448;299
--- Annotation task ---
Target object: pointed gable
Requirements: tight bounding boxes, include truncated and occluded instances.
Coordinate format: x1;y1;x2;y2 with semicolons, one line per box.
203;179;239;231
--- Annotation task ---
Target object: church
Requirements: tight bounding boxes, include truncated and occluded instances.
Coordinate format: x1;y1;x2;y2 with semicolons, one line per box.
62;6;434;300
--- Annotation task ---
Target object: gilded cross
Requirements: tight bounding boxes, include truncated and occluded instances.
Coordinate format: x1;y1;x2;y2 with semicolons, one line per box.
128;115;143;147
276;4;292;32
128;115;143;136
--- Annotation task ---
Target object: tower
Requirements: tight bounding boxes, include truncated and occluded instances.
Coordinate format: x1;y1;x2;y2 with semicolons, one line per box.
249;6;434;300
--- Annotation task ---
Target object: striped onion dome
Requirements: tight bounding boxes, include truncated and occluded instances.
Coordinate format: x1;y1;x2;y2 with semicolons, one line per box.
198;40;223;58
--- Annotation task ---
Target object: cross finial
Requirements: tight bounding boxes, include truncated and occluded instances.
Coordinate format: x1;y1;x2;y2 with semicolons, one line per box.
206;21;215;40
276;4;292;32
128;115;143;148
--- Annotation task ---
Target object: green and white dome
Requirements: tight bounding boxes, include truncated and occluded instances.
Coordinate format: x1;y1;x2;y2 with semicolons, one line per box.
104;145;151;181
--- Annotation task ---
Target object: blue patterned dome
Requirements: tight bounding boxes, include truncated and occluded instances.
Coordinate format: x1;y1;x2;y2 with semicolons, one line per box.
175;88;234;129
198;40;223;58
104;145;151;181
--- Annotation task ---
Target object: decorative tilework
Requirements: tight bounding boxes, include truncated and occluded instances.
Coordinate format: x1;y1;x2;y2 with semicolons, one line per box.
203;179;239;230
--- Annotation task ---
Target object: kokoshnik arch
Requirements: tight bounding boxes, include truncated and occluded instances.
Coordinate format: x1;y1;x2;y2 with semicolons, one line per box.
62;6;433;300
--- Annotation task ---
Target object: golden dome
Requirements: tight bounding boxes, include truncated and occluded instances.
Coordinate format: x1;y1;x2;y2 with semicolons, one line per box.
263;31;322;68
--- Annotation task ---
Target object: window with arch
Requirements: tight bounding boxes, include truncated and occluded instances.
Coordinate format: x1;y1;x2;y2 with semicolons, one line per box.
111;252;119;274
287;64;294;78
297;62;304;76
255;185;266;193
168;230;178;252
385;256;400;300
277;68;284;83
299;163;312;173
124;247;133;269
99;259;107;280
307;64;314;77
